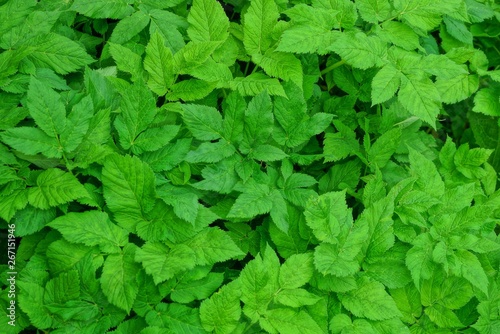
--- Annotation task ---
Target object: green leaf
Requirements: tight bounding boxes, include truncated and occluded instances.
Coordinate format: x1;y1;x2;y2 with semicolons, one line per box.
277;25;338;54
114;82;157;151
371;65;401;105
473;87;500;116
368;128;401;169
109;43;144;82
27;76;66;137
304;191;352;244
329;32;386;69
279;253;314;289
323;121;360;162
379;21;421;51
314;242;360;277
132;125;180;154
26;33;94;75
249;144;288;161
276;288;321;307
1;127;61;158
228;183;273;219
144;32;175;96
252;50;303;86
0;189;29;221
142;138;191;172
398;75;441;128
28;168;87;209
171;272;224;304
455;249;489;294
342;276;402;320
102;154;156;231
435;74;479;104
241;91;274;151
240;247;280;321
185;140;236;163
174;41;221;74
409;148;445;198
243;0;279;55
70;0;134;19
146;303;207;333
356;0;391;23
185;228;244;265
166;79;217;102
135;242;196;285
229;73;286;97
60;96;93;153
200;281;242;334
393;0;442;31
187;0;229;43
48;211;128;253
182;104;223;141
109;10;150;44
222;91;246;143
101;244;140;312
265;308;323;334
425;304;463;328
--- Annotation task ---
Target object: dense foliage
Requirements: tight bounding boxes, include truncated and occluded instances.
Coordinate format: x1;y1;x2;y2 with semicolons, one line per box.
1;0;500;333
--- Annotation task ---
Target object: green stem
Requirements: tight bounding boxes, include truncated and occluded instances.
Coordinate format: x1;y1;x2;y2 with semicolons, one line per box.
320;59;346;75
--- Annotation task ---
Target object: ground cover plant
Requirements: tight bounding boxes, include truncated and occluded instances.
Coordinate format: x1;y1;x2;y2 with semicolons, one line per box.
1;0;500;333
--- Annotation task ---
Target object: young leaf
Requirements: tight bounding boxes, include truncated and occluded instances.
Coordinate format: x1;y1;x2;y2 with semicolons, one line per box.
329;32;386;69
101;244;141;313
102;154;156;231
135;242;196;285
182;104;224;141
28;168;87;209
27;76;66;138
48;211;128;253
185;227;245;265
200;281;242;333
144;32;175;96
187;0;230;43
341;276;402;320
70;0;134;19
243;0;279;55
398;75;441;128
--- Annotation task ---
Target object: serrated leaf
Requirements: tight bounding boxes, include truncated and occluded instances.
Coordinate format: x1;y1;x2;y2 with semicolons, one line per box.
101;244;140;312
109;10;150;44
102;154;156;231
277;25;338;54
60;96;93;153
249;144;288;161
70;0;134;19
356;0;391;23
329;32;386;69
187;0;229;43
185;228;245;265
342;277;402;320
229;72;286;97
243;0;279;55
425;304;463;328
279;253;314;289
26;33;94;75
228;184;273;219
166;79;217;102
456;249;488;294
114;82;157;151
135;242;196;285
435;74;479;104
144;32;175;96
1;127;61;158
252;50;303;86
473;87;500;116
28;168;87;209
109;43;143;82
398;75;441;128
371;64;401;105
48;211;128;253
265;308;323;334
27;76;66;137
304;191;352;244
185;140;236;163
171;272;224;304
182;104;223;141
200;281;242;334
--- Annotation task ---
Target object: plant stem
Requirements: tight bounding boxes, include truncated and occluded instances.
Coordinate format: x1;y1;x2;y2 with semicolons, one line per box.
320;59;346;75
